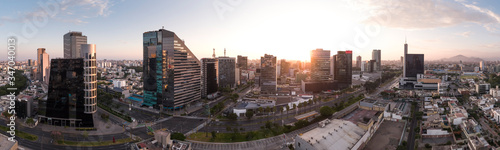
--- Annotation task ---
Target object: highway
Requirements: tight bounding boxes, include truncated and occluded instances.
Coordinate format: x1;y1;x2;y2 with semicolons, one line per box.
0;127;132;150
200;89;364;133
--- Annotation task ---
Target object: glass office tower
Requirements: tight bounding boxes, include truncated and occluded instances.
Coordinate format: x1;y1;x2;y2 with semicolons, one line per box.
143;29;201;109
311;48;331;81
41;58;94;127
333;50;353;89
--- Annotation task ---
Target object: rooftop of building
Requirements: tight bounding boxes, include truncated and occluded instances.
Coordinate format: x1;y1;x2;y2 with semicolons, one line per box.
0;134;16;150
418;78;441;84
343;108;381;125
297;119;365;150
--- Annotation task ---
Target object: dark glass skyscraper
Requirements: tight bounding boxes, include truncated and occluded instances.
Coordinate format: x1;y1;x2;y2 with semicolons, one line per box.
217;57;236;88
201;58;218;98
143;29;201;109
372;49;381;71
405;54;424;78
333;50;352;89
40;58;94;127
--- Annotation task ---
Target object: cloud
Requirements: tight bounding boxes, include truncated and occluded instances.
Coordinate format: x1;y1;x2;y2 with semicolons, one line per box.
0;0;116;26
457;31;471;37
355;0;500;32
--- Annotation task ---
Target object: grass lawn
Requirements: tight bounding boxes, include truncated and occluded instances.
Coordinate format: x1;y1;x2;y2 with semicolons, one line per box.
57;137;135;147
187;131;274;143
460;75;479;79
0;125;38;141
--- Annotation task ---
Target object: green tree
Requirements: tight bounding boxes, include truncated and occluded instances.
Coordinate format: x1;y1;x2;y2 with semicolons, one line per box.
246;109;254;120
2;111;13;119
82;131;89;139
211;131;217;138
26;118;35;126
227;113;238;120
320;106;334;117
171;132;186;141
258;107;264;113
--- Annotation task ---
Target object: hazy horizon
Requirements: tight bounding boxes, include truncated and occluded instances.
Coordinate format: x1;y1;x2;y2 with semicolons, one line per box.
1;0;500;62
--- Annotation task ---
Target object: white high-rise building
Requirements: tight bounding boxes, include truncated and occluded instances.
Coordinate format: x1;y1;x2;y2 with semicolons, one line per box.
480;61;485;71
81;44;97;114
113;79;127;88
37;48;50;84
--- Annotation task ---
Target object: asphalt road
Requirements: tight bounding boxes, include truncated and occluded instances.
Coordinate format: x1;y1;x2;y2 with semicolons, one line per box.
0;128;132;150
200;90;364;133
111;98;162;123
407;102;417;150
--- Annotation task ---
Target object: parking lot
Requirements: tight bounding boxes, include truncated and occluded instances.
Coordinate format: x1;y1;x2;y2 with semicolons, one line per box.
364;121;405;150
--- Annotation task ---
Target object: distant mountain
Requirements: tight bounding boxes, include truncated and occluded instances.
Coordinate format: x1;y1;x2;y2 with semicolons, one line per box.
441;55;483;62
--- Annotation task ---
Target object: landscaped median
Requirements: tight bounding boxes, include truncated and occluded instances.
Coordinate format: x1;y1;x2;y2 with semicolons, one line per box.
188;116;326;143
97;103;133;122
56;137;136;147
0;125;38;141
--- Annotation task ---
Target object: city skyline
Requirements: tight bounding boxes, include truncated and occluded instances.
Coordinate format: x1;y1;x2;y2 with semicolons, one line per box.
1;0;500;61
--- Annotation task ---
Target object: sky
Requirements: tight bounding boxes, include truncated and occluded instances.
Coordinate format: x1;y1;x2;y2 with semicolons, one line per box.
1;0;500;62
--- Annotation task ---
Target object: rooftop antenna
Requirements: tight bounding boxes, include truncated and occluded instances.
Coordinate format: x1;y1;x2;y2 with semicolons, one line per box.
405;36;407;44
224;48;226;57
212;48;216;58
162;26;164;29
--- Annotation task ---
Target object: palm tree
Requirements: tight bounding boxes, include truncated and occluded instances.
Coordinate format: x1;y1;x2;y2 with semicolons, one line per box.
272;107;277;121
298;103;303;114
258;107;264;114
279;106;284;122
286;105;290;118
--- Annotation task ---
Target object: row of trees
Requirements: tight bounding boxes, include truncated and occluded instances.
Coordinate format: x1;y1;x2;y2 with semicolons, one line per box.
488;73;500;88
364;71;401;93
243;97;322;121
0;70;28;96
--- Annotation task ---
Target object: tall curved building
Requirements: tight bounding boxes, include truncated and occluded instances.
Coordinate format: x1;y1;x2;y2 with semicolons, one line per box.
81;44;97;114
143;29;201;109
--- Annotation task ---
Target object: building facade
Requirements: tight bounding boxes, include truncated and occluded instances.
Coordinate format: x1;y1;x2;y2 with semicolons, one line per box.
311;49;331;81
143;29;201;109
237;55;248;84
40;58;94;127
201;58;218;99
37;48;50;84
218;57;236;88
63;31;87;59
405;54;424;78
81;44;97;114
333;51;352;89
356;55;362;68
260;54;277;94
280;59;290;77
237;55;248;70
372;49;381;71
400;40;425;89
